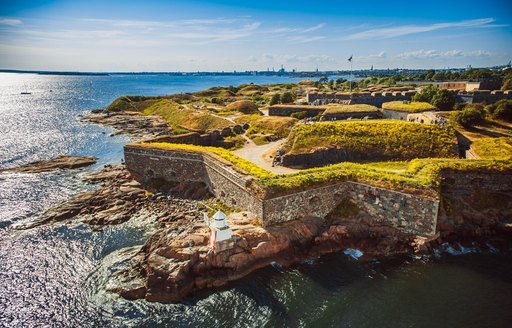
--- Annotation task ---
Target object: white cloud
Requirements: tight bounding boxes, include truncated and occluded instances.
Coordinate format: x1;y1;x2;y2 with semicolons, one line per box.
0;18;22;26
272;23;325;34
343;18;503;40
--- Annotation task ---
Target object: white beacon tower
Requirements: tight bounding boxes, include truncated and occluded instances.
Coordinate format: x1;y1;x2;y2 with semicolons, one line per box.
204;210;232;252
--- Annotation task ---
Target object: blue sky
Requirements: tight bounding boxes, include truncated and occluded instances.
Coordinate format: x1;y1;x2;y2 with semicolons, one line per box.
0;0;511;71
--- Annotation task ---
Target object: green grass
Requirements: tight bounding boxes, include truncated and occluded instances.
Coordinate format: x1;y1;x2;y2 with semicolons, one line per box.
246;116;298;143
323;104;379;114
283;121;458;160
135;142;512;198
143;99;233;131
382;101;436;113
471;137;512;160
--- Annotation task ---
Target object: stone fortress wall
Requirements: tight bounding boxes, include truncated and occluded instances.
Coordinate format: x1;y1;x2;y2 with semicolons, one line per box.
306;89;512;107
125;144;439;237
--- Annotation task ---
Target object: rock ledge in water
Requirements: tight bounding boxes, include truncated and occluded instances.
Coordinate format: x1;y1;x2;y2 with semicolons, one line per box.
2;155;97;173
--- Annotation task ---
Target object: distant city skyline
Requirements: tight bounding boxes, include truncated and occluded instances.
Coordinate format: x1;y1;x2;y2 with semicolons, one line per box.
1;0;511;72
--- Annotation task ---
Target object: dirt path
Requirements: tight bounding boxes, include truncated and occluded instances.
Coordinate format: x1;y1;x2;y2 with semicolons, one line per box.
233;138;297;175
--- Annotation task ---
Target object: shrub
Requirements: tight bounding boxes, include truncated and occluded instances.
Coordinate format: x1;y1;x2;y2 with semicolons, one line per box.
291;111;308;119
281;92;294;104
452;107;485;127
269;94;281;105
486;100;512;122
431;89;456;110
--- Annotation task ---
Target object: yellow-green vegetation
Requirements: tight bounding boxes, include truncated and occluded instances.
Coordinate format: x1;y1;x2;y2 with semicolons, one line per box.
382;101;436;113
225;100;260;114
283;121;457;159
259;158;512;196
136;142;512;197
323;104;379;114
143;99;233;131
106;96;162;112
236;116;298;145
142;142;275;179
471;137;512;160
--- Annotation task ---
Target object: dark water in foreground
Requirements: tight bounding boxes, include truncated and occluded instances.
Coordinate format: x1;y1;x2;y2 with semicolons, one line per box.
0;73;511;328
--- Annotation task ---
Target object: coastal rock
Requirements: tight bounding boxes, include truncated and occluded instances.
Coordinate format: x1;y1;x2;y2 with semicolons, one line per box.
82;110;171;140
1;155;97;173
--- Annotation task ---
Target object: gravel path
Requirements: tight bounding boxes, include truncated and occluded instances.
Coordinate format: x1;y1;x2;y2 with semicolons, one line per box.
233;137;297;175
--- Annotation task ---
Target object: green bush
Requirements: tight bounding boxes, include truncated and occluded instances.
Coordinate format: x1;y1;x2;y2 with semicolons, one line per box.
486;100;512;122
452;107;485;127
269;94;281;105
281;92;294;104
291;111;308;119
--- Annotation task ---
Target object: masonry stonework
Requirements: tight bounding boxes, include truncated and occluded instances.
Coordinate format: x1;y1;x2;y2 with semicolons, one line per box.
124;144;442;237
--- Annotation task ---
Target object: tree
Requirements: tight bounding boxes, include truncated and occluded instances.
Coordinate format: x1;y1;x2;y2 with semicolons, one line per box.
413;85;438;103
486;100;512;122
319;76;328;83
502;78;512;90
281;92;294;104
431;89;456;110
269;93;281;105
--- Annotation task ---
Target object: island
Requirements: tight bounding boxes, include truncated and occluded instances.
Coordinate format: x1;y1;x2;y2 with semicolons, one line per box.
34;79;512;302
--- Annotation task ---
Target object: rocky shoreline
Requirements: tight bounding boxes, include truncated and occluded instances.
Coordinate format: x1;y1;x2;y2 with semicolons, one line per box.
22;107;511;303
1;155;97;173
82;109;171;140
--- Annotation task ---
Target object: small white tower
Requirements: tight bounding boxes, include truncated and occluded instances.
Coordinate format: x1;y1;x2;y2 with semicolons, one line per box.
203;210;233;253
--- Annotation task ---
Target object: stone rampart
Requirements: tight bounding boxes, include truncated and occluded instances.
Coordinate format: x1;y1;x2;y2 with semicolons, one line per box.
307;91;416;107
455;90;512;104
124;144;441;236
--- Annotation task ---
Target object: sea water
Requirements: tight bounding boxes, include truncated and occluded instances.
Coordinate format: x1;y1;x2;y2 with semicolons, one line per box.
0;73;511;328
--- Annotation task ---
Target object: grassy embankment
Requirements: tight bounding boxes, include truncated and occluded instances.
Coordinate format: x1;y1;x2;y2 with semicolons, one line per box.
235;115;298;145
323;104;380;114
141;126;512;198
283;121;458;159
382;101;436;112
471;137;512;160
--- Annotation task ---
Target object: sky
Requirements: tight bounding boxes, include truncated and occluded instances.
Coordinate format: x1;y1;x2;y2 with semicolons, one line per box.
0;0;511;72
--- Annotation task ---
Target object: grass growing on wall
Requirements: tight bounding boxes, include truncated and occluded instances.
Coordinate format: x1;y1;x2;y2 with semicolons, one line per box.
135;142;512;198
283;121;458;159
382;101;436;113
323;104;380;114
141;142;275;179
471;137;512;160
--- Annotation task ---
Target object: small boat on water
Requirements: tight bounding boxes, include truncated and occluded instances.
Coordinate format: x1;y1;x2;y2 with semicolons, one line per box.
21;84;31;95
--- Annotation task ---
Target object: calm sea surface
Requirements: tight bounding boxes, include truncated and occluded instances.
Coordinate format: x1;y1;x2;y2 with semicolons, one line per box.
0;73;511;328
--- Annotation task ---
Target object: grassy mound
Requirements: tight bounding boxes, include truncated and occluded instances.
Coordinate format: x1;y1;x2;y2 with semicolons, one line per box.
471;137;512;160
283;121;457;159
382;101;436;113
226;100;260;114
106;96;161;112
143;99;233;132
323;104;379;114
235;115;298;145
